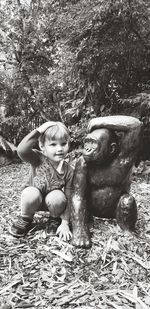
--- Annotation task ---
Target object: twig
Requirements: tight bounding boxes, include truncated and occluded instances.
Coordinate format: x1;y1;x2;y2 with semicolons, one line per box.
119;291;148;309
101;257;115;270
106;299;122;309
54;289;90;306
0;277;22;295
102;236;112;264
129;255;150;270
138;282;150;297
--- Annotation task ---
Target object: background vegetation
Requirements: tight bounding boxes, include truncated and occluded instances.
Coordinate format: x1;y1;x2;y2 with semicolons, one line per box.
0;0;150;155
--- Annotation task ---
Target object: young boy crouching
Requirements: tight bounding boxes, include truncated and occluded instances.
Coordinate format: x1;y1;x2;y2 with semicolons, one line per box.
10;121;73;241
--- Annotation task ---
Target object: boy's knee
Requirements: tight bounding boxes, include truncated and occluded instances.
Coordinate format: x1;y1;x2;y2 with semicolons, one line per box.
21;186;42;205
45;190;66;217
21;187;42;218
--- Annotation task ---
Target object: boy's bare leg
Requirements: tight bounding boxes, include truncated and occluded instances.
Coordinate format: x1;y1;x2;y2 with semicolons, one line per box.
44;189;66;217
10;187;42;237
21;186;43;218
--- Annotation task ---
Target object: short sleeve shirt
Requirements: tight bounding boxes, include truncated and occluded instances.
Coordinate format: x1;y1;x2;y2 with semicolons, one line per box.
26;150;74;197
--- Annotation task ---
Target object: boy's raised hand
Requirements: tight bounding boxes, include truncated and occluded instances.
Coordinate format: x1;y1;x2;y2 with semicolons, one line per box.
56;220;72;241
37;121;56;134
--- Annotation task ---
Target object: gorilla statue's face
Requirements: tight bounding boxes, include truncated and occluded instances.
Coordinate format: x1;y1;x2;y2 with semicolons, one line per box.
83;129;117;164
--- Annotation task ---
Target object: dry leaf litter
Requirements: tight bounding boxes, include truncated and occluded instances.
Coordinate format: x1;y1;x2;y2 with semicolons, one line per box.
0;162;150;309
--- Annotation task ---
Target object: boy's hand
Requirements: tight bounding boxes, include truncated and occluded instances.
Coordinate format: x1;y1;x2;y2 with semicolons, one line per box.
56;220;72;241
37;121;56;134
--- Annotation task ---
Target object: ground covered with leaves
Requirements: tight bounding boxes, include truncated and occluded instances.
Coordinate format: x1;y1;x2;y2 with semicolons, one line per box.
0;162;150;309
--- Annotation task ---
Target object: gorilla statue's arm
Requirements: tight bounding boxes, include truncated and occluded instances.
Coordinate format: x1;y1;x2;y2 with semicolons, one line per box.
88;115;142;158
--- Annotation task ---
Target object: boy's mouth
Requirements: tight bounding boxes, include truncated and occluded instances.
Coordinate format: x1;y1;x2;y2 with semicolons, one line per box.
55;153;64;157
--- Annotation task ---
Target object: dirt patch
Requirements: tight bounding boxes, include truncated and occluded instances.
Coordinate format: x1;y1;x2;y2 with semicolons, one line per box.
0;163;150;309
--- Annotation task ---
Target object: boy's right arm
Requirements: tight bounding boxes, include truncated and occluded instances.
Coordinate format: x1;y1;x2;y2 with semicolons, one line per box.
17;129;41;164
18;121;56;164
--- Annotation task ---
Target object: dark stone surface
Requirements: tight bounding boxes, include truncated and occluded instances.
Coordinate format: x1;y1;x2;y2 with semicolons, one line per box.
71;116;142;248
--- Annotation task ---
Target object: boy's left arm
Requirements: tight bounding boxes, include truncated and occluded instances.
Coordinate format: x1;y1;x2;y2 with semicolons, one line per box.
56;167;74;241
56;216;72;241
56;193;72;241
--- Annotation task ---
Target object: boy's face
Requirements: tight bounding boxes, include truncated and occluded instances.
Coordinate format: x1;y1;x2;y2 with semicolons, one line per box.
42;137;69;163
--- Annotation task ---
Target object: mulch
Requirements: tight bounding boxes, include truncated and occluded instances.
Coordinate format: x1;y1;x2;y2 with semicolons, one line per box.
0;162;150;309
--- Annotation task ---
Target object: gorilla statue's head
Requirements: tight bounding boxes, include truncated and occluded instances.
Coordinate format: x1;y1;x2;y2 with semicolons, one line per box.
83;128;119;165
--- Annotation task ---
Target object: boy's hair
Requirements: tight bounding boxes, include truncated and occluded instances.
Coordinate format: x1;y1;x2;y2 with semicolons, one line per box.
39;122;69;146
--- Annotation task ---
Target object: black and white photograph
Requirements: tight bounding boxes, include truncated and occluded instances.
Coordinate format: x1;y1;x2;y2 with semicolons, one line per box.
0;0;150;308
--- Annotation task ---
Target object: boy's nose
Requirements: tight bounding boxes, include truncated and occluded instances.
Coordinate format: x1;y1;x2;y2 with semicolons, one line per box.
57;145;63;151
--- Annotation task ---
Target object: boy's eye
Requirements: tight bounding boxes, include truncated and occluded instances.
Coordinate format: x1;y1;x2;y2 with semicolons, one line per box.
61;142;67;146
49;143;56;146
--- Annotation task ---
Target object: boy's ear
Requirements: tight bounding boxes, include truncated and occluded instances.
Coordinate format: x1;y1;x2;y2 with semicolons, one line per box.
39;140;44;151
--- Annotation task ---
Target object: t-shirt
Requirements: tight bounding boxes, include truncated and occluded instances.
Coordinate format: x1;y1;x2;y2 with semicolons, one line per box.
26;150;74;196
17;129;74;198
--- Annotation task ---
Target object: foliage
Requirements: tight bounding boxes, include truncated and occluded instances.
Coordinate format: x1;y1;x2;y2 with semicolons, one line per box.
0;1;73;121
119;92;150;161
61;0;150;114
0;0;150;153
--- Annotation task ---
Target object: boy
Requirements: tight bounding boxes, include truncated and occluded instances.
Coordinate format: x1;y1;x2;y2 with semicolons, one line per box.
10;121;73;241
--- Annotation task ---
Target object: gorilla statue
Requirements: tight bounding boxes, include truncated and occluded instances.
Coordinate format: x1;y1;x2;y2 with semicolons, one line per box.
71;115;143;248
